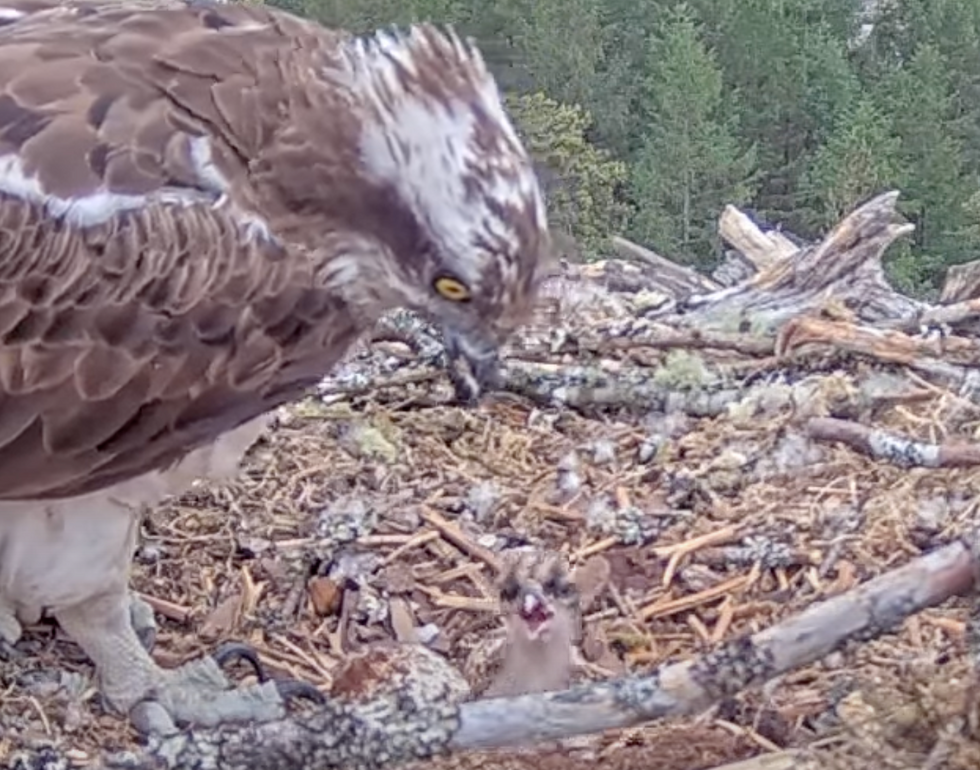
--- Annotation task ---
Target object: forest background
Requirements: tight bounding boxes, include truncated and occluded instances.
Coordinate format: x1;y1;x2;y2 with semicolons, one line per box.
266;0;980;299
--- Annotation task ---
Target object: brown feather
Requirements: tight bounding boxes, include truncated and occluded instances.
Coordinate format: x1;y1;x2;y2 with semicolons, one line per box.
0;0;547;504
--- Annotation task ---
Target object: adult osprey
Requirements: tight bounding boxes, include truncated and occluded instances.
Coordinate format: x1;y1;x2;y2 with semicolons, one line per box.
0;0;550;732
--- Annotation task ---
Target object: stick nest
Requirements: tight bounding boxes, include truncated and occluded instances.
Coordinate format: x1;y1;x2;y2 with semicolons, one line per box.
5;196;980;769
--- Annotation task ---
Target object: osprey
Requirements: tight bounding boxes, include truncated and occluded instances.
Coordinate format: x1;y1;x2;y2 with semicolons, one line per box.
0;0;550;732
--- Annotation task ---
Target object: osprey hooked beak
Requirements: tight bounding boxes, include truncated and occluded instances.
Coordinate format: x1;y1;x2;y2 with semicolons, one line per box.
442;325;502;404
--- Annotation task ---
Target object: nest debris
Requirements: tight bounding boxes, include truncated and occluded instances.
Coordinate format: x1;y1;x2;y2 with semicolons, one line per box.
4;191;980;769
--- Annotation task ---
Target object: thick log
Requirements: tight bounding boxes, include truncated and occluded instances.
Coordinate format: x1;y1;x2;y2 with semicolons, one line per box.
609;235;720;296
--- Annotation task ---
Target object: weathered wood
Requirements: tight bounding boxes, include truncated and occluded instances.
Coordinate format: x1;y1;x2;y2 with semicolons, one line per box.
712;249;758;287
678;192;924;332
609;235;720;296
941;259;980;304
717;204;800;268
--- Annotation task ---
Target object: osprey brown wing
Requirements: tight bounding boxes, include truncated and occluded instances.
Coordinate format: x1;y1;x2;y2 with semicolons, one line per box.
0;1;353;500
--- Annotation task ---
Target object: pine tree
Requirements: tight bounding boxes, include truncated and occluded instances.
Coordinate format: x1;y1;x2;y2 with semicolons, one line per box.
861;0;980;175
877;44;972;258
698;0;862;233
801;96;902;228
628;3;755;267
507;93;630;257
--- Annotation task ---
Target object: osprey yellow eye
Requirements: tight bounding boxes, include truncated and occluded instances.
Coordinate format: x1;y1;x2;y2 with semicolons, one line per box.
433;276;471;302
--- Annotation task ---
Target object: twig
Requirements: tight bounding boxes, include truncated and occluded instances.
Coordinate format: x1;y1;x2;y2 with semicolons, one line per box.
137;593;193;624
807;417;980;468
420;508;502;573
639;575;752;621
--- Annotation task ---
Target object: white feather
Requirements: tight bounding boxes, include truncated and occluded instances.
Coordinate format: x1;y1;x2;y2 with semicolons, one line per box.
0;416;270;637
341;26;547;286
0;138;275;243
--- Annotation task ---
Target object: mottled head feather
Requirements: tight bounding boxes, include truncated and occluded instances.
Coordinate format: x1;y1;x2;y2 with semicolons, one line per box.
337;23;549;334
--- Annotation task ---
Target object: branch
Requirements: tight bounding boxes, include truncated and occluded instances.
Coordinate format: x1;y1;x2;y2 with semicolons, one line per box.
807;417;980;468
14;537;976;770
609;235;721;295
499;359;742;413
717;205;801;269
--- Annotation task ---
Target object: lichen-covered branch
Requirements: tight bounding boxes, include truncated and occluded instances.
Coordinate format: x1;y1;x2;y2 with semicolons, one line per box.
499;359;739;413
807;417;980;468
14;537;975;770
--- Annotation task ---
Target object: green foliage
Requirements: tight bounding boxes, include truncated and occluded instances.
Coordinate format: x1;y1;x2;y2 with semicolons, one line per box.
874;44;977;263
801;97;902;228
506;92;629;258
884;247;947;301
627;4;756;267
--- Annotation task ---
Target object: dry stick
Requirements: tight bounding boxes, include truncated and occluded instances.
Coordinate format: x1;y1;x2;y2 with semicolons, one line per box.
807;416;980;468
90;537;978;770
420;507;502;573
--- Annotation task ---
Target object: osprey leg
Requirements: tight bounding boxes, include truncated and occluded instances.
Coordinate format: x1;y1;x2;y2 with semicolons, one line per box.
55;588;320;733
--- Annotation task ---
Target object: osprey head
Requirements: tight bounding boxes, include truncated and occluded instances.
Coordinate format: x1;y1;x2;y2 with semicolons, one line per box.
497;550;580;646
339;24;552;401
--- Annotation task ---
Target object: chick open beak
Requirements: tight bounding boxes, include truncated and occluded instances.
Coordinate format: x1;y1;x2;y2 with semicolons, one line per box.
518;590;554;636
442;325;502;404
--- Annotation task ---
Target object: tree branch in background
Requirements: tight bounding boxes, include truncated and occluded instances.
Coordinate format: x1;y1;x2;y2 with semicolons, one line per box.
716;204;801;270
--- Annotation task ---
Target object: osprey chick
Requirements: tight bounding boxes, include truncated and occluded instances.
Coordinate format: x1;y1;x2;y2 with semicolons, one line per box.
0;0;550;732
475;550;581;698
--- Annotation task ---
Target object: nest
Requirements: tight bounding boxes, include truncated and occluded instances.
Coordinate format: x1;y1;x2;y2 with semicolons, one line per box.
4;192;980;770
